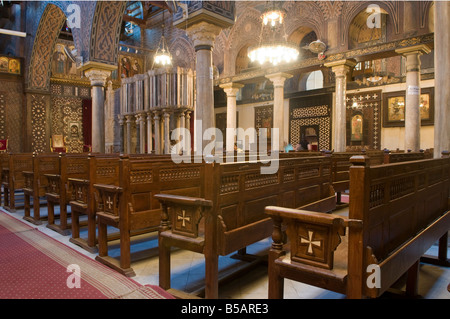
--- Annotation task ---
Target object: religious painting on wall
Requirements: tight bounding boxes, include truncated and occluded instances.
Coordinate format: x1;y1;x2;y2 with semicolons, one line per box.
0;56;21;75
51;42;84;81
351;114;363;142
119;54;143;79
382;87;434;127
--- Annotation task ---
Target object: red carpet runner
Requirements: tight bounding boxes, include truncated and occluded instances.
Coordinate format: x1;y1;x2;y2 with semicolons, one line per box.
0;211;173;299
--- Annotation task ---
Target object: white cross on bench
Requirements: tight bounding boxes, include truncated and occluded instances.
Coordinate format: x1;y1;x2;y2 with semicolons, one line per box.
177;209;191;228
77;187;83;199
300;230;321;255
106;196;113;210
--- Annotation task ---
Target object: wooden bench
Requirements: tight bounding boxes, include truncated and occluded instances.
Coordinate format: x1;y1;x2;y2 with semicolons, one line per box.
0;152;9;206
1;153;33;212
266;154;450;299
324;150;384;204
44;153;90;235
155;155;336;299
22;153;61;225
68;153;120;252
94;155;205;277
383;149;427;164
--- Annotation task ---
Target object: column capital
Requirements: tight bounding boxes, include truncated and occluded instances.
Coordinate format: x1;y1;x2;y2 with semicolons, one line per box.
324;59;357;77
395;44;432;56
187;21;222;50
85;69;111;87
219;82;244;96
265;72;293;87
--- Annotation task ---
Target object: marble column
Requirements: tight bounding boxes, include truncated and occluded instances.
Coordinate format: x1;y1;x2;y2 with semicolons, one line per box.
433;1;450;157
185;111;192;153
118;115;125;153
147;112;153;153
178;110;186;152
324;59;357;152
85;69;111;153
134;112;145;154
396;45;431;152
135;116;140;154
125;115;134;154
219;82;244;154
187;22;222;152
266;72;293;151
153;112;161;154
163;111;171;154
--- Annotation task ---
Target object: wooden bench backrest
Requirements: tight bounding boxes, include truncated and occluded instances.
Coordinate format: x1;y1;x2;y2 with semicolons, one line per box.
63;153;90;181
209;156;333;255
384;151;426;163
32;153;61;195
349;155;450;296
95;155;203;231
6;153;33;189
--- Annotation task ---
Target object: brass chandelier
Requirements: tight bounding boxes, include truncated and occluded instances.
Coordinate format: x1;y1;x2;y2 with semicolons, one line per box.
248;2;299;66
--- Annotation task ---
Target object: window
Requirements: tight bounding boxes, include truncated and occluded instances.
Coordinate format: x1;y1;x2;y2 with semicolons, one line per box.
306;71;323;90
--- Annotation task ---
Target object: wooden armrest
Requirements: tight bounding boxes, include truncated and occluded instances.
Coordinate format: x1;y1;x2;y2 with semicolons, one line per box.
68;178;90;204
93;183;123;216
154;193;212;238
44;174;61;195
154;193;213;207
23;171;34;190
266;206;360;270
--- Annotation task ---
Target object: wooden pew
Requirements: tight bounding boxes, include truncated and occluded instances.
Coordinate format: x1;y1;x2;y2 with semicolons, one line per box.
1;153;33;212
383;149;426;164
68;153;168;252
0;152;9;206
266;154;450;299
22;153;60;225
68;153;120;252
94;155;205;277
44;153;90;235
324;150;384;205
155;155;336;299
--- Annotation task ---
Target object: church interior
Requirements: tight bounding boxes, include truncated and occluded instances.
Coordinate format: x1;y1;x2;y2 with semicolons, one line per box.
0;0;449;301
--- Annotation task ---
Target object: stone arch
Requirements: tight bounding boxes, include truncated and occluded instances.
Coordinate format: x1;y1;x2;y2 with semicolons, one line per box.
169;37;195;70
283;2;325;42
347;5;389;49
88;1;127;66
341;1;400;48
227;7;262;76
27;3;67;92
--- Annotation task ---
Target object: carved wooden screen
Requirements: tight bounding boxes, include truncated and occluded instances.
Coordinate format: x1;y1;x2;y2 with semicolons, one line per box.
289;93;332;151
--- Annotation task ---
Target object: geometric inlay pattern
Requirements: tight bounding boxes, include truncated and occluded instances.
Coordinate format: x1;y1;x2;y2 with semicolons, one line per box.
31;95;47;153
0;92;5;139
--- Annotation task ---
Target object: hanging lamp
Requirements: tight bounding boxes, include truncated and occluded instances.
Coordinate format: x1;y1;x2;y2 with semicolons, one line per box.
248;1;299;66
152;9;172;68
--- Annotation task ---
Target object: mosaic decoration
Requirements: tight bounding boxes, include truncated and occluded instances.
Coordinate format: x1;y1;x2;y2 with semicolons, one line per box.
31;95;48;153
346;90;382;149
51;96;84;153
0;92;5;139
50;83;91;99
